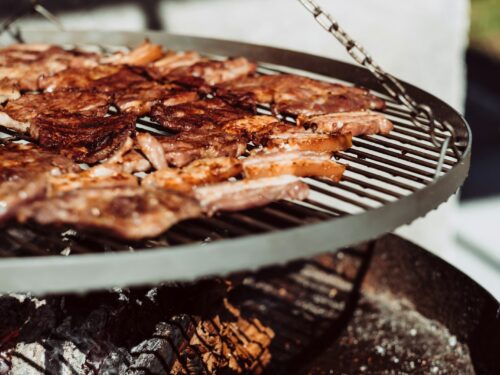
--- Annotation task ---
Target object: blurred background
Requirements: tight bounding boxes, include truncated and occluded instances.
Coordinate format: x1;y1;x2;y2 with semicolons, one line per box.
0;0;499;297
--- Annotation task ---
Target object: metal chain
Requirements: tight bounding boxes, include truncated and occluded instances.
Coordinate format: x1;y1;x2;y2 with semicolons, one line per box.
297;0;462;177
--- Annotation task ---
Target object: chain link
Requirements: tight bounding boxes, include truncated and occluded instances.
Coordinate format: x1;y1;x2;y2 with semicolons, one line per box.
297;0;462;176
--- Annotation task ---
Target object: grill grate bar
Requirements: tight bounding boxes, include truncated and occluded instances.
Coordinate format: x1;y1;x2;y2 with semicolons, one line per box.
352;138;452;171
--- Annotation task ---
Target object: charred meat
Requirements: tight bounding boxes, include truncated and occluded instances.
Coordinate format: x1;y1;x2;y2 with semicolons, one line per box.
32;113;136;164
0;90;110;134
194;175;309;215
298;111;394;136
243;151;345;182
0;143;78;223
142;157;242;193
18;187;202;240
263;129;353;153
150;98;250;133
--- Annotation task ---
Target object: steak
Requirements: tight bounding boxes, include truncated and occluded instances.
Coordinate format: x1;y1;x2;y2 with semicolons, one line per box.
0;90;111;134
31;113;136;164
150;98;250;133
17;187;202;240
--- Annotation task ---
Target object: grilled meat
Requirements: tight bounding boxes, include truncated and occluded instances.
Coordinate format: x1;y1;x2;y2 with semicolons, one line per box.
142;157;242;193
150;98;250;133
218;74;385;115
113;81;198;116
299;111;394;136
0;143;78;223
39;65;147;93
137;129;247;168
162;129;247;167
168;57;257;87
17;187;202;240
264;129;353;153
195;175;309;215
243;151;345;182
0;44;99;91
135;132;168;170
100;41;164;66
32;113;136;164
0;78;20;104
0;90;110;133
222;115;280;142
147;51;203;79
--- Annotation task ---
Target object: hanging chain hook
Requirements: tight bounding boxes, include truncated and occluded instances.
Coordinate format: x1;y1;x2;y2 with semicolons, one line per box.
297;0;462;178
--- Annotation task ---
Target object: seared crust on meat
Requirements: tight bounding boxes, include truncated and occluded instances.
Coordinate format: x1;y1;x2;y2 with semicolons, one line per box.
194;175;309;215
17;187;202;240
32;113;136;163
0;143;78;222
151;98;250;133
142;157;242;193
0;90;110;133
243;151;345;182
113;81;198;116
298;111;394;136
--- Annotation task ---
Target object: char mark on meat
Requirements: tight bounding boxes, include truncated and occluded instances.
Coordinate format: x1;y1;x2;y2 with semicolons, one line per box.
31;113;136;164
150;98;250;133
194;175;309;215
0;143;78;223
142;157;242;193
17;187;202;240
298;111;394;136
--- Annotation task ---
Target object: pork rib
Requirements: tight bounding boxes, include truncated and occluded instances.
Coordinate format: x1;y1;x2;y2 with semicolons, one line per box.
243;151;345;182
194;175;309;215
298;111;394;136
